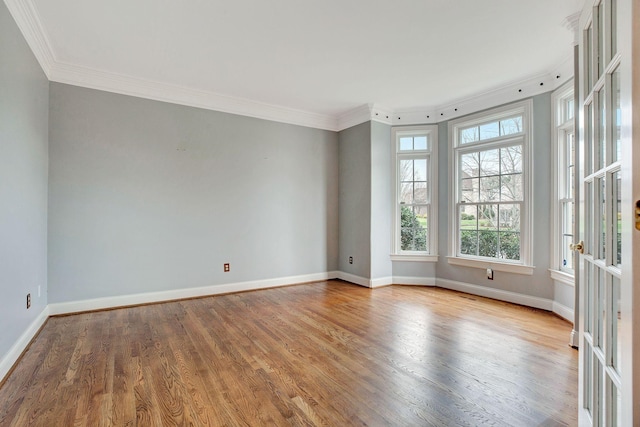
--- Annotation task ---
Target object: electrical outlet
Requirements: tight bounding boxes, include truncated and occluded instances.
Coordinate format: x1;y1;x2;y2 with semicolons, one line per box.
26;293;31;309
349;256;353;264
487;268;494;280
224;263;230;272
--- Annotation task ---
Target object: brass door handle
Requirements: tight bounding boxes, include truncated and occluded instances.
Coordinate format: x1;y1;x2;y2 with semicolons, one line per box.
569;241;585;254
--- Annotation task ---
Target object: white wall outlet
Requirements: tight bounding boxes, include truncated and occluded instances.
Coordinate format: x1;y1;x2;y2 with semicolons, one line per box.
487;268;494;280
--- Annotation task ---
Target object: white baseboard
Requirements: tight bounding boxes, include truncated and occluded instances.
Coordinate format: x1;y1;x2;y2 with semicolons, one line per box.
370;276;393;288
436;278;554;311
0;306;50;383
552;301;574;323
335;271;372;288
49;271;338;316
392;276;436;286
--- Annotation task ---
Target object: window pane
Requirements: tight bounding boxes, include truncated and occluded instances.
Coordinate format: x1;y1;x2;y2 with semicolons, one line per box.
461;153;480;177
414;182;428;204
567;132;576;199
499;204;520;232
400;159;413;181
500;146;522;174
414;206;429;252
499;232;520;260
400;183;413;204
414;159;427;181
478;230;498;258
562;201;575;272
400;137;413;151
479;149;500;176
499;116;522;136
414;136;427;150
461;178;479;203
479;176;500;202
460;126;478;144
400;206;427;251
479;205;498;230
460;230;478;255
460;205;478;229
585;181;593;255
479;121;499;140
500;173;523;202
566;99;575;121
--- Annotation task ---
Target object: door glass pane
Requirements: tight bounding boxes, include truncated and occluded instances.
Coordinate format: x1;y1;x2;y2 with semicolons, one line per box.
611;0;617;56
585;263;593;335
584;341;593;413
596;358;604;425
598;89;606;169
585;181;593;255
612;68;621;162
611;276;621;373
596;267;605;349
585;25;593;92
597;178;606;260
598;2;606;77
586;103;594;175
613;171;621;266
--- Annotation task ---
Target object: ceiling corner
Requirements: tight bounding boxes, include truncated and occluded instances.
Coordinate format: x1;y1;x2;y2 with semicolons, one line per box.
4;0;55;78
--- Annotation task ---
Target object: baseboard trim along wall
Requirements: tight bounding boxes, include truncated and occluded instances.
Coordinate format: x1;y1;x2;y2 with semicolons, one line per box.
436;278;554;311
48;271;340;316
0;306;50;385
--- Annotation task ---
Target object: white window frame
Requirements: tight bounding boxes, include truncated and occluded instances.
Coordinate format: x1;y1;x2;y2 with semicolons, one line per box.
447;100;534;275
550;80;576;286
390;125;438;262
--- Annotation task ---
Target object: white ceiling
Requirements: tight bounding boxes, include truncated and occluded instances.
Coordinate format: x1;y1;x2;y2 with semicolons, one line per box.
9;0;583;130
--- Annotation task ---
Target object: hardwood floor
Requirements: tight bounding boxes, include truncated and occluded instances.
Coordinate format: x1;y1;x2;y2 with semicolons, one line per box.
0;281;577;426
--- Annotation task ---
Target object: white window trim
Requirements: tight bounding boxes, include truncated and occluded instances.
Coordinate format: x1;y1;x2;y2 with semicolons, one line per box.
447;99;534;275
550;80;576;280
390;125;438;261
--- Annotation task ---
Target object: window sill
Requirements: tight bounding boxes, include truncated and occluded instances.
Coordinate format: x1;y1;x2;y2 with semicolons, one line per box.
391;254;439;262
446;256;534;275
549;269;575;286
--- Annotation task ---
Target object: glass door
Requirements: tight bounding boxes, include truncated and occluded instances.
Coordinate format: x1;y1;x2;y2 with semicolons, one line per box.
578;0;621;425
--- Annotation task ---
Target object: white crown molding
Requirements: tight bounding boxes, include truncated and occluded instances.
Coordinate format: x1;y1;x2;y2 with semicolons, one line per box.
562;12;582;46
3;0;55;78
6;0;577;133
49;61;339;131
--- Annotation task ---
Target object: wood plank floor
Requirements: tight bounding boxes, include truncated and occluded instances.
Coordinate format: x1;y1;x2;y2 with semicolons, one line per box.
0;281;578;426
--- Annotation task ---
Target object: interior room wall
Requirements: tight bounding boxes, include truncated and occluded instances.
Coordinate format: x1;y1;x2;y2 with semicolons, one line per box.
435;94;555;301
369;121;393;281
47;83;339;304
0;1;49;371
338;122;372;278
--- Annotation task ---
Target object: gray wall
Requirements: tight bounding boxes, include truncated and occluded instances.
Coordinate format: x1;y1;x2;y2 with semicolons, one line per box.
338;122;371;277
0;2;49;360
370;121;392;280
436;94;554;300
48;83;339;303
